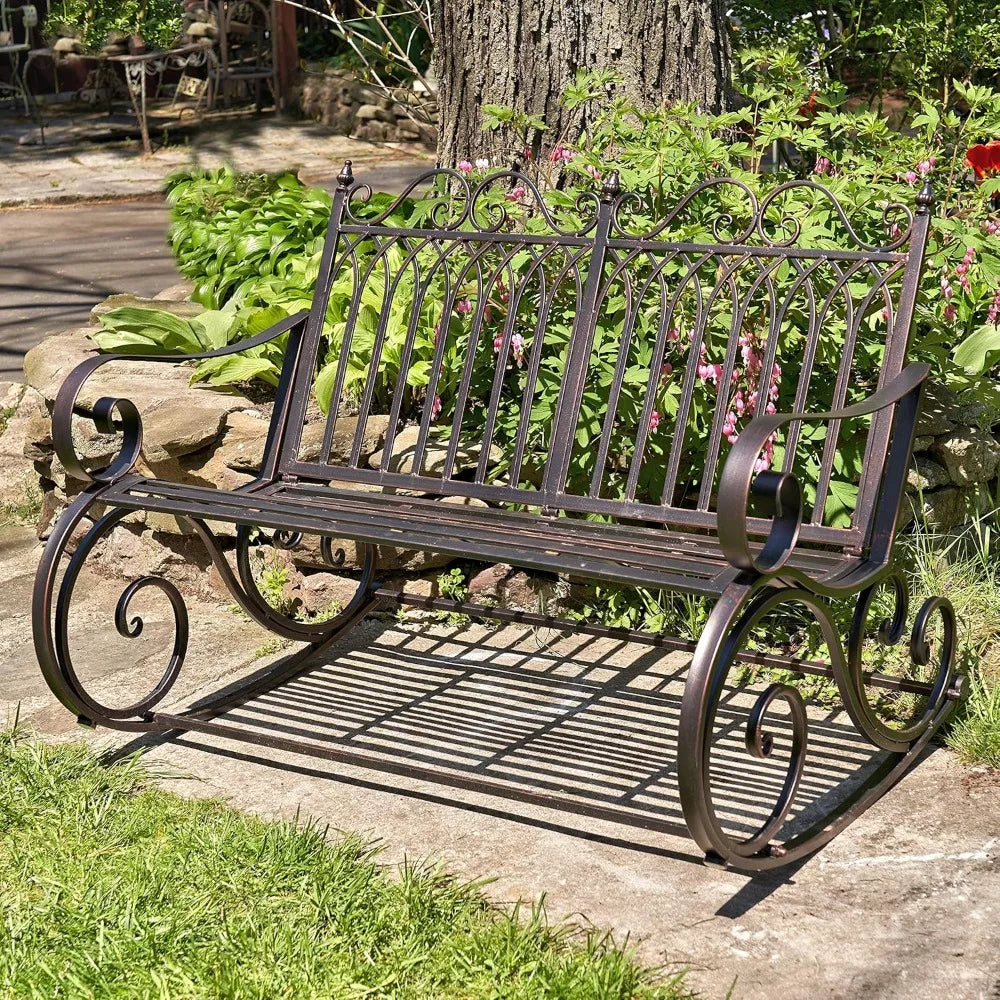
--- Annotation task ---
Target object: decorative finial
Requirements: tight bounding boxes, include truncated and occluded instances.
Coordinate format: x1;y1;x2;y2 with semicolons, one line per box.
337;159;354;188
601;169;621;202
916;179;934;213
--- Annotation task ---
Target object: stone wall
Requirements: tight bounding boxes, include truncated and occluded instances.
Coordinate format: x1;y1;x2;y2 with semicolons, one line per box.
3;281;999;617
293;67;437;147
907;383;1000;531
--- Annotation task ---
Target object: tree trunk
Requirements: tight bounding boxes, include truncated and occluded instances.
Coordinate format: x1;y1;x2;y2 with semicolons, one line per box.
432;0;732;168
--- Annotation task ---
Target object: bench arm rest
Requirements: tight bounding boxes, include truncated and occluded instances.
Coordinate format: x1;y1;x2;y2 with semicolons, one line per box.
717;363;930;576
52;311;309;485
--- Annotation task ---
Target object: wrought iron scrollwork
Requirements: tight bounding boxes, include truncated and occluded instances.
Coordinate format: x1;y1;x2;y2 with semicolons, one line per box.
32;487;380;730
843;578;958;752
343;167;602;237
678;576;963;871
49;312;308;487
229;525;377;642
33;497;188;727
678;585;826;867
608;177;916;252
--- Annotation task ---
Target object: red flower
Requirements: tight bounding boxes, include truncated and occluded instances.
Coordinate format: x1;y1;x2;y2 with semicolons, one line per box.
966;141;1000;180
797;91;821;119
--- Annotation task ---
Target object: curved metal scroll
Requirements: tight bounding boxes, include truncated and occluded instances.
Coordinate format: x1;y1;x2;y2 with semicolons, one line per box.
32;491;186;728
609;177;917;252
677;579;963;871
343;166;602;237
224;524;377;642
32;487;379;730
842;576;958;752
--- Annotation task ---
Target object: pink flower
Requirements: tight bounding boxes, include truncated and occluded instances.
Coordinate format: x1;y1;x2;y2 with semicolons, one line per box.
456;298;473;315
667;327;681;342
584;163;602;180
943;302;957;322
511;333;526;366
918;159;933;175
988;286;1000;325
813;156;831;175
660;362;672;380
697;362;723;384
985;220;1000;236
649;410;661;433
904;170;918;185
506;185;526;202
430;395;442;421
457;160;473;174
493;334;504;353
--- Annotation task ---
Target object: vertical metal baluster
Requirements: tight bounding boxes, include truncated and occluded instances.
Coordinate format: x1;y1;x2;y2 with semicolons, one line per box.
415;242;518;480
278;159;355;468
587;248;647;498
317;235;386;465
812;262;905;525
698;257;786;511
541;171;621;507
854;182;934;544
507;247;588;490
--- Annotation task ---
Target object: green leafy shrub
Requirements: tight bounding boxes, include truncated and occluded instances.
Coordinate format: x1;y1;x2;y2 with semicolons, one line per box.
45;0;182;50
728;2;1000;107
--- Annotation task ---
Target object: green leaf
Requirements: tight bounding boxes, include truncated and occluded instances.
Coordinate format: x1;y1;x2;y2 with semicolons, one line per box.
825;480;858;529
189;310;237;351
953;324;1000;374
190;355;278;387
314;362;340;415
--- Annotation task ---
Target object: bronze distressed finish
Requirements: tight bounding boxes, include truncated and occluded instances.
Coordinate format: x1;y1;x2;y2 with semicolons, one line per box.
32;162;964;870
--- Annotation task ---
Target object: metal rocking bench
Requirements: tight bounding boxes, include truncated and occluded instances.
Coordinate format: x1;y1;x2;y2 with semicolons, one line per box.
33;162;965;871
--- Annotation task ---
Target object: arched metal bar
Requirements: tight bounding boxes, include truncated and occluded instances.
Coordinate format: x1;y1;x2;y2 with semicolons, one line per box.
842;578;957;752
32;490;187;728
226;523;378;642
52;311;308;486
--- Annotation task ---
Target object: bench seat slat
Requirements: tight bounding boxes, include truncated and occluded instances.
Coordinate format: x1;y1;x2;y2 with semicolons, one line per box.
101;476;862;597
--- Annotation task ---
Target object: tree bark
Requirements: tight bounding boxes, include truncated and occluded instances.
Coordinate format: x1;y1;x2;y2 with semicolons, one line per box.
432;0;732;167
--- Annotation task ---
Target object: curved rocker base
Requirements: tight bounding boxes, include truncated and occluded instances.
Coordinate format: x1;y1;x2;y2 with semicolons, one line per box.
31;491;965;873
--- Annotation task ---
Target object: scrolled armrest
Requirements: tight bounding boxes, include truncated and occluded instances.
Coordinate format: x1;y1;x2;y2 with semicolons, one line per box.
717;363;930;575
52;311;309;485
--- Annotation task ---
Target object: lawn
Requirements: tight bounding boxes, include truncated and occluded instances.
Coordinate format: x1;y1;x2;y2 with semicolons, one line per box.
0;725;689;1000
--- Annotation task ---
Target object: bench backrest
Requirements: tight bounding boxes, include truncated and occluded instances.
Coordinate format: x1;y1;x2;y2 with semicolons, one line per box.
277;163;932;555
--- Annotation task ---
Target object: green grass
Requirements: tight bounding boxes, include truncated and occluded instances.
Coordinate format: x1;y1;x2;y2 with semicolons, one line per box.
947;674;1000;768
0;726;689;1000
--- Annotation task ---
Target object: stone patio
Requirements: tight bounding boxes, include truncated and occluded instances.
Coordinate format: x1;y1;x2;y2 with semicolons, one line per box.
0;109;433;208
